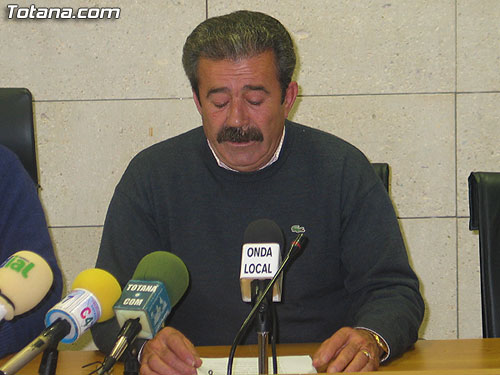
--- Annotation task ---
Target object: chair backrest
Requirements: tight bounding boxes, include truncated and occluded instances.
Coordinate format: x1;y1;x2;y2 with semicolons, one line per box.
371;162;390;192
469;172;500;337
0;88;38;186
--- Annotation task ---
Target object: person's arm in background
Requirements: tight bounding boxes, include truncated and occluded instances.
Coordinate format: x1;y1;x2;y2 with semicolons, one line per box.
0;146;63;358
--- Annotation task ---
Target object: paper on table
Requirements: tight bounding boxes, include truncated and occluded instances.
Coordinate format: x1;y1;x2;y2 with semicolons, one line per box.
197;355;317;375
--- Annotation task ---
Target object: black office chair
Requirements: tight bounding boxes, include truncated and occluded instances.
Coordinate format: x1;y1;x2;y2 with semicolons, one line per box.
371;162;390;193
0;88;38;187
468;172;500;337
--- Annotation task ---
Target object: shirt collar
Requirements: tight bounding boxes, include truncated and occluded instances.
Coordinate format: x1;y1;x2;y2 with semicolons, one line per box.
207;126;286;172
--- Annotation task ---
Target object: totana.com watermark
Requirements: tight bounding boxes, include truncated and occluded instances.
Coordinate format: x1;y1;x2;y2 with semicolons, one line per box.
6;4;120;19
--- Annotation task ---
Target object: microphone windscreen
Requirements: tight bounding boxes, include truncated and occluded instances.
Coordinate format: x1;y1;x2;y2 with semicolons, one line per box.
244;219;284;249
132;251;189;307
0;250;53;319
72;268;121;322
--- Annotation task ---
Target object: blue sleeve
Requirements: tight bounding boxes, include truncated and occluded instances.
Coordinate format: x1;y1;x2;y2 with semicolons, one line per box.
0;147;63;358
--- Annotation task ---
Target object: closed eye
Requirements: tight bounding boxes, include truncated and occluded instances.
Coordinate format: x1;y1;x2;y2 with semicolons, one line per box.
213;101;228;108
247;99;263;106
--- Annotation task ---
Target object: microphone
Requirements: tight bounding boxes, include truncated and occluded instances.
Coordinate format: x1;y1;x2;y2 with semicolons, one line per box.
0;268;121;375
98;251;189;375
0;250;53;322
228;231;308;375
240;219;285;303
239;219;285;375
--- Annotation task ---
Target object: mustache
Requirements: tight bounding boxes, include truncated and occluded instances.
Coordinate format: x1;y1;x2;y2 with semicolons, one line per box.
216;126;264;143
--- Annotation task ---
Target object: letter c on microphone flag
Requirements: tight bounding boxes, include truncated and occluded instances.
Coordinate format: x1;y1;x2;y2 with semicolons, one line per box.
44;268;122;343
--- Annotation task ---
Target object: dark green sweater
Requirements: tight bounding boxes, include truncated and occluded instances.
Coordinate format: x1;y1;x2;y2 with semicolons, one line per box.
92;120;424;360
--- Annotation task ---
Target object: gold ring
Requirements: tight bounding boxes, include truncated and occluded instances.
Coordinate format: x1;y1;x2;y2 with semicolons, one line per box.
360;349;372;360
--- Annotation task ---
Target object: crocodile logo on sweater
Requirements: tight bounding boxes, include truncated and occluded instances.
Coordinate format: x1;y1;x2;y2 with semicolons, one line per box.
291;225;305;233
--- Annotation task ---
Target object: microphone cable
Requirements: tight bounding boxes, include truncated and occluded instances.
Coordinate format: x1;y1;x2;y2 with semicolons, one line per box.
227;233;308;375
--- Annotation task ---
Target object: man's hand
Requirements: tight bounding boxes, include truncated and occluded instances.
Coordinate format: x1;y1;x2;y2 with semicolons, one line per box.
312;327;381;372
140;327;202;375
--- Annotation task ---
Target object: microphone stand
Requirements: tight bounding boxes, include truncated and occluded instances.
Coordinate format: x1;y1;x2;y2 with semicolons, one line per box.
97;318;142;375
38;341;59;375
123;354;140;375
252;280;272;375
271;302;279;374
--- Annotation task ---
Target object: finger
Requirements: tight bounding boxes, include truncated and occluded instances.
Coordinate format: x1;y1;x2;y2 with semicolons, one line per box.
312;343;341;371
181;335;202;367
343;349;374;373
142;351;197;375
162;349;200;374
140;362;156;375
325;341;360;373
312;329;349;368
141;355;172;375
142;329;200;375
161;328;202;368
140;360;169;375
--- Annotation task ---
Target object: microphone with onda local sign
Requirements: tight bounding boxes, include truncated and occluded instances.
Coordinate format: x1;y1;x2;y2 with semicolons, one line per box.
240;219;285;305
229;219;307;375
240;219;284;375
0;250;54;322
97;251;190;375
0;268;122;375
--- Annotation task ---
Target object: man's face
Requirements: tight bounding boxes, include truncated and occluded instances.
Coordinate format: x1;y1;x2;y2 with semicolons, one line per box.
193;50;298;172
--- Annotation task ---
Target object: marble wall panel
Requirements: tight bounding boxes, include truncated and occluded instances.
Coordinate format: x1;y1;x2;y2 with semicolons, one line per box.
0;0;205;100
291;94;455;218
457;0;500;92
36;99;201;226
457;219;482;339
400;218;458;339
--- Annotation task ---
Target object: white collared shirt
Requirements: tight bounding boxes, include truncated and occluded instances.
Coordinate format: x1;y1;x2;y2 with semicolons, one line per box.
207;127;286;172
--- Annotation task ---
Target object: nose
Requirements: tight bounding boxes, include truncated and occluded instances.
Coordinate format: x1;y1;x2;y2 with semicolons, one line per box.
226;98;248;128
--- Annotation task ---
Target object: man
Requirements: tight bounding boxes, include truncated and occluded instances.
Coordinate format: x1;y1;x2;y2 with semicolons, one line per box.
92;10;424;374
0;144;62;357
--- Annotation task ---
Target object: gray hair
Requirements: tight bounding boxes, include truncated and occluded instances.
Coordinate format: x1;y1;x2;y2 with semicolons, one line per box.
182;10;296;102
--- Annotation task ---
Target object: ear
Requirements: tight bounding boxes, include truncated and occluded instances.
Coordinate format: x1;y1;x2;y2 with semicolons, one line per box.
283;81;298;118
192;89;202;115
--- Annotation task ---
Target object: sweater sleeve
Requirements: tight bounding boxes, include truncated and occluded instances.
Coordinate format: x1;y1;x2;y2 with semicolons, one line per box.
0;149;63;358
91;160;166;356
339;154;425;360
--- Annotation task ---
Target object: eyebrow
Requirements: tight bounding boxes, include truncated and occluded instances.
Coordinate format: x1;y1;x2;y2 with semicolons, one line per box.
206;85;270;99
